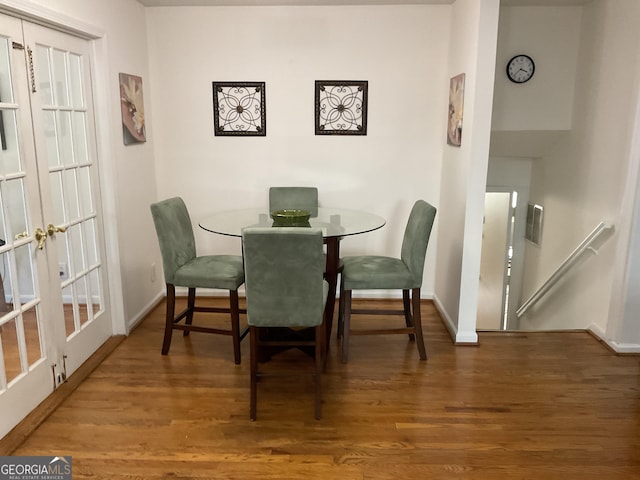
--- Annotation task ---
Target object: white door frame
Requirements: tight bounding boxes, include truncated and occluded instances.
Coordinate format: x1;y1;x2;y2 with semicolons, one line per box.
484;186;528;330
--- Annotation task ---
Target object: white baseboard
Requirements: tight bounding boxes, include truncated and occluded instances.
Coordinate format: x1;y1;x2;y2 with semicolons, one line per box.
127;290;164;332
588;323;606;339
432;294;479;345
607;341;640;354
432;294;458;342
588;324;640;354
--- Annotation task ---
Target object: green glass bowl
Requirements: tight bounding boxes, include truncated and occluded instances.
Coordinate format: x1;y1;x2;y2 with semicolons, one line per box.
270;209;311;227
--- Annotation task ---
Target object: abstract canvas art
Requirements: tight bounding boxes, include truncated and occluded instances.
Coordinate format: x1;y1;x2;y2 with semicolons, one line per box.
119;73;146;145
447;73;465;147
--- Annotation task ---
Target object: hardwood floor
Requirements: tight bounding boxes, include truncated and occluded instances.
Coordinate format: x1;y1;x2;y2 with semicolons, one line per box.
6;298;640;479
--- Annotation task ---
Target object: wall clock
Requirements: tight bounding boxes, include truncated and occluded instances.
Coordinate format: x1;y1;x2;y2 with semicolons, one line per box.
506;54;535;83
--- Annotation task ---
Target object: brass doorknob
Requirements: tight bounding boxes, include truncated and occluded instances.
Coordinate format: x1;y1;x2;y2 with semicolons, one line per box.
47;224;67;236
34;227;47;250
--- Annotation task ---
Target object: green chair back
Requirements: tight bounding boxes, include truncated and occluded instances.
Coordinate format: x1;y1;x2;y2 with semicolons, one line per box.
400;200;437;287
150;197;197;285
269;186;319;217
242;227;326;327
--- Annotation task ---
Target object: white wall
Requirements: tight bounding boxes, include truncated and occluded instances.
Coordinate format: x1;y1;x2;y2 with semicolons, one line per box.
146;5;449;296
491;6;581;132
10;0;162;330
19;0;637;349
486;7;582;331
517;0;640;334
434;0;499;343
611;90;640;347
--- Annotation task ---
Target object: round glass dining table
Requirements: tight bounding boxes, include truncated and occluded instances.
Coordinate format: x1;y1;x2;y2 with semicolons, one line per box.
199;207;386;337
198;207;385;239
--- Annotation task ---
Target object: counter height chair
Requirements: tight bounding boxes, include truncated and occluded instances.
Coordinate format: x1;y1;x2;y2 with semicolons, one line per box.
269;186;319;217
150;197;247;364
337;200;436;363
242;227;328;420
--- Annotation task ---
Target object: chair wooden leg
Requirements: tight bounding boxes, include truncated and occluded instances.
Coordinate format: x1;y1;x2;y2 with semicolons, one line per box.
337;277;345;339
340;290;352;363
315;324;323;420
230;290;241;365
402;289;415;341
321;311;328;373
249;326;258;421
161;284;176;355
183;288;196;336
412;288;427;360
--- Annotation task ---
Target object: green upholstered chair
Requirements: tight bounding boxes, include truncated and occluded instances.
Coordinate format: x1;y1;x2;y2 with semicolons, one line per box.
337;200;437;363
150;197;247;363
269;186;319;216
242;227;328;420
269;186;341;278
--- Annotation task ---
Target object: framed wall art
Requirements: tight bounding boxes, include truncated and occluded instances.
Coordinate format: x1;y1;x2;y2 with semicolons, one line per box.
212;82;266;136
315;80;368;135
447;73;465;147
119;73;146;145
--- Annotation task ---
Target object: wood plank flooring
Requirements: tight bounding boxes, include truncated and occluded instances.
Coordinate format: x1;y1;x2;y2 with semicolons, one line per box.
6;298;640;479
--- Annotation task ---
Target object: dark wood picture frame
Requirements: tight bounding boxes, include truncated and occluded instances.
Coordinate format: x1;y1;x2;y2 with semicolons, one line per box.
212;82;266;136
315;80;368;135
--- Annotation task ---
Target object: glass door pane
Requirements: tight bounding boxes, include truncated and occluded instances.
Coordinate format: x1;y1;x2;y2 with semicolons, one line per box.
24;20;112;378
0;40;44;380
0;13;54;439
0;13;113;440
33;40;105;342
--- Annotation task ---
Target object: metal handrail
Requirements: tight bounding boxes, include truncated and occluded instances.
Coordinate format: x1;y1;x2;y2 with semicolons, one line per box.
516;221;614;318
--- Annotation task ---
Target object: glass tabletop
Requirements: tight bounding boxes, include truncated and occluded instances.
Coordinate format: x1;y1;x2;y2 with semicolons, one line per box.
199;207;386;238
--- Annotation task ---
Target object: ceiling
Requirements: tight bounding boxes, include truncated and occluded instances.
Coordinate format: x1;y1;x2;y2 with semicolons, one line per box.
135;0;451;5
136;0;593;7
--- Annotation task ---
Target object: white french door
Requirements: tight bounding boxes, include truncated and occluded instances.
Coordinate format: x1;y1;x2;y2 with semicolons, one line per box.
0;13;112;438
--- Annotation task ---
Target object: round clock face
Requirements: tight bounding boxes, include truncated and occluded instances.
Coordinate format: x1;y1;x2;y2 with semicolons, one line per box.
507;54;535;83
